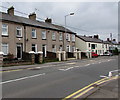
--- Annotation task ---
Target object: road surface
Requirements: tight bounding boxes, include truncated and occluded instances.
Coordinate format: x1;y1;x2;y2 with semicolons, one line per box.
1;56;118;99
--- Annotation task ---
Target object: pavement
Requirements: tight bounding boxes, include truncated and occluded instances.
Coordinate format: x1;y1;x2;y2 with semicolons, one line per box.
85;77;119;99
1;56;119;99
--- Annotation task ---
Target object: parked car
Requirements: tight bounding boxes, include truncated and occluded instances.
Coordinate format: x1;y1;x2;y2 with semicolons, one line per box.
92;52;98;58
103;52;113;56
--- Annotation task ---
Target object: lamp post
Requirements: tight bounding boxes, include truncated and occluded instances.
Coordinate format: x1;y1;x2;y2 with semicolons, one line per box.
63;12;74;51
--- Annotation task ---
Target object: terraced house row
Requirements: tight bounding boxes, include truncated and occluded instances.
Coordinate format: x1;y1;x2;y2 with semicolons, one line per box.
0;6;76;60
0;7;119;66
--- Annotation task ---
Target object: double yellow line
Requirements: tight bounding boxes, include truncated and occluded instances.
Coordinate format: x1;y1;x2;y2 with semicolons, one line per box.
63;76;119;100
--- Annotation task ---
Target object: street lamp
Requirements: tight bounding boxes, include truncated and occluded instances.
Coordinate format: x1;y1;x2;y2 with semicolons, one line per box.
63;12;74;51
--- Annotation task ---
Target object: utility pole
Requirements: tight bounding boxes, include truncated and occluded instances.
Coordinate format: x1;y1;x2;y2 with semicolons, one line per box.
110;33;113;53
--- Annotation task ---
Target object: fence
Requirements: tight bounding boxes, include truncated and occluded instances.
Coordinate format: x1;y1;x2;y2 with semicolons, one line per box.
43;51;58;63
81;52;87;59
46;51;56;59
22;52;31;61
3;52;32;67
66;52;74;58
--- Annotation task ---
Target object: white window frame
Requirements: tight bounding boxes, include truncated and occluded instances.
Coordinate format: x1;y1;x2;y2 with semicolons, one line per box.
52;45;56;52
66;33;68;40
2;43;8;55
72;34;75;42
42;31;46;39
16;27;22;37
72;46;75;52
2;24;8;36
32;29;36;38
52;32;56;40
32;44;37;53
68;34;70;41
66;45;70;52
59;32;63;40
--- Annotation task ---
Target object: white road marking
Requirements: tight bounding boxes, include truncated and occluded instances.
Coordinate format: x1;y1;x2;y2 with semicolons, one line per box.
0;73;45;84
59;67;74;71
84;64;90;66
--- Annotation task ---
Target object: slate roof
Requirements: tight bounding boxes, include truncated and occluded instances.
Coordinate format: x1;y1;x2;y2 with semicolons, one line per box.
0;12;75;34
103;41;111;44
76;35;103;43
103;41;118;45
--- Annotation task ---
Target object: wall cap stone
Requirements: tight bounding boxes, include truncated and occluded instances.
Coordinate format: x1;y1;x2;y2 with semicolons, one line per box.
37;51;43;54
0;52;4;55
29;51;35;54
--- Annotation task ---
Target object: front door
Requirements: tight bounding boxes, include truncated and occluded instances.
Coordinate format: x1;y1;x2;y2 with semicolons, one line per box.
17;44;22;59
42;45;46;58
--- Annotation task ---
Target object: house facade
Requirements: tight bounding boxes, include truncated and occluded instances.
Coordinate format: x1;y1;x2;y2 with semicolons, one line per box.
0;7;76;59
76;35;105;55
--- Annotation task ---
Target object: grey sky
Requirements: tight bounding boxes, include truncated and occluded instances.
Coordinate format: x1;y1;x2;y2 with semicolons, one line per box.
1;2;118;41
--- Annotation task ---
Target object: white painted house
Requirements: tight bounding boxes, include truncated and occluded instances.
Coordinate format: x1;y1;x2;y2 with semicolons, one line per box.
76;35;105;55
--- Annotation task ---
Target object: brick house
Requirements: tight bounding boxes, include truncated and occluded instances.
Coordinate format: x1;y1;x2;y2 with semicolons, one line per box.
0;7;76;59
76;35;105;55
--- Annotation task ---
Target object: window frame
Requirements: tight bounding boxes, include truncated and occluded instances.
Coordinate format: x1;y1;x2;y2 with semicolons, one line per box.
16;27;22;37
52;32;56;40
32;29;36;38
52;45;56;52
42;31;46;40
2;43;8;55
2;24;8;36
32;44;37;53
68;34;70;41
59;32;63;41
72;34;75;42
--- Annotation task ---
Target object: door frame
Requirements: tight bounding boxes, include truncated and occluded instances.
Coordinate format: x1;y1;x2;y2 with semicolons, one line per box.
16;43;22;59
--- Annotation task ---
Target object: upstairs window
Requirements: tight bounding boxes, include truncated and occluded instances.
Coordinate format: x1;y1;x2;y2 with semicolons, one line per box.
52;32;56;40
2;24;8;36
68;34;70;41
72;34;75;42
59;33;63;40
42;31;46;39
16;27;22;37
32;29;36;38
66;33;68;40
66;33;70;41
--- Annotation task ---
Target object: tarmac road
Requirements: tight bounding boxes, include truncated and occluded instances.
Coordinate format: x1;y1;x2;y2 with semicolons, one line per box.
1;56;119;99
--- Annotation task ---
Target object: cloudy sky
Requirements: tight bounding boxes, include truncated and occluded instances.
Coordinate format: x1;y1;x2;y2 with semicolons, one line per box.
1;1;118;41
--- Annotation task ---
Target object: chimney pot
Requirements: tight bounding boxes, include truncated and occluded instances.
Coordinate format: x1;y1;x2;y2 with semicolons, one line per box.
29;12;36;20
113;39;116;41
7;6;14;16
45;18;52;23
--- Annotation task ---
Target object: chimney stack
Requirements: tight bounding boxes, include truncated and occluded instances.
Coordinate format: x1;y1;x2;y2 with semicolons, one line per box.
29;12;36;20
107;38;110;41
94;35;99;39
7;6;14;16
89;36;92;38
45;18;52;23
